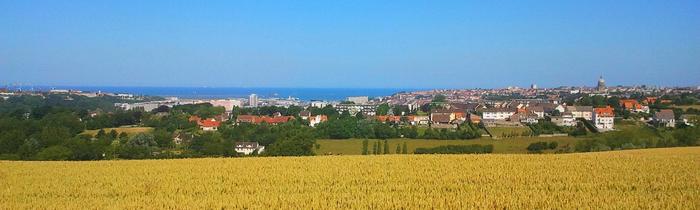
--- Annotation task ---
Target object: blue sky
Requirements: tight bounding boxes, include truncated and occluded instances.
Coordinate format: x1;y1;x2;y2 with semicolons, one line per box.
1;0;699;88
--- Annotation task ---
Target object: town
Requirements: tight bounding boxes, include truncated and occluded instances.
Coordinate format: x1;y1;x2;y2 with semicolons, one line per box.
0;77;698;159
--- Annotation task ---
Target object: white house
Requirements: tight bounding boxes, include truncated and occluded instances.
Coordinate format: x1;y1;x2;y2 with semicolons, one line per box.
593;107;615;131
235;142;265;155
566;106;594;120
551;112;576;127
481;108;517;120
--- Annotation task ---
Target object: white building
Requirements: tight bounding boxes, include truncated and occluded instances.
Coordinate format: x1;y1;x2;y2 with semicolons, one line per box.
310;100;329;108
481;108;517;120
209;99;243;112
235;142;265;155
249;94;259;107
551;112;576;127
566;106;594;120
593;107;614;131
346;96;369;104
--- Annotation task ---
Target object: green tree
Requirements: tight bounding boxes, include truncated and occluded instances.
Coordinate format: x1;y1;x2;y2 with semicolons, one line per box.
362;139;369;155
402;142;408;154
377;104;391;115
383;139;389;154
373;141;378;155
36;145;73;160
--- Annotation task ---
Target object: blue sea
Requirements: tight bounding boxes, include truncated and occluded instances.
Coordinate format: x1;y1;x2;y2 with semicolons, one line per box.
22;86;418;101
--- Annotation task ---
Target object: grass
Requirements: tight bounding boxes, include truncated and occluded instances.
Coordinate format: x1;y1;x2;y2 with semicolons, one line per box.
486;126;533;138
316;136;579;155
82;126;154;136
1;147;698;209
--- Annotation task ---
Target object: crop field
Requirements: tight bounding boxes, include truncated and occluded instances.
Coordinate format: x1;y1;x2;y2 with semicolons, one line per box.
1;147;698;209
316;137;579;155
81;126;154;136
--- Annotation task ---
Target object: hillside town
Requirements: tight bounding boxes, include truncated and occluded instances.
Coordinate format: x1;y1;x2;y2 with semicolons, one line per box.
82;76;699;135
1;77;699;159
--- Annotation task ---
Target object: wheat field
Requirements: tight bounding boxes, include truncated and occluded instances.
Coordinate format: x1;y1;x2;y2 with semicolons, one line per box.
1;147;699;209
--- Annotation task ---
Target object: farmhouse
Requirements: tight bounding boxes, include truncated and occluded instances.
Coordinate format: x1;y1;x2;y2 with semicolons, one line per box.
235;142;265;155
654;109;676;127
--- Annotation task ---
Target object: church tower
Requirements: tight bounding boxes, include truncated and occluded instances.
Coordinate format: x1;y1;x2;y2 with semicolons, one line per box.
596;76;606;92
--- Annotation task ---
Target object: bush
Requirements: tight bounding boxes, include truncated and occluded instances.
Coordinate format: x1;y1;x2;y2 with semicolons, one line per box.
527;141;559;152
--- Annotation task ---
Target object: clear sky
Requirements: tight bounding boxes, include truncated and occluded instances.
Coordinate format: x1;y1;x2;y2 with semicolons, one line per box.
1;0;699;89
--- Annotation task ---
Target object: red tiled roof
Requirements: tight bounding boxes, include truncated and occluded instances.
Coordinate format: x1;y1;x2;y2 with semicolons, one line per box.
199;119;220;127
376;115;401;123
236;115;294;124
594;106;615;117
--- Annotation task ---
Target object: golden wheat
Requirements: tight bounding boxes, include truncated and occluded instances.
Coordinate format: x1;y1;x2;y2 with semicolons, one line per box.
1;147;699;209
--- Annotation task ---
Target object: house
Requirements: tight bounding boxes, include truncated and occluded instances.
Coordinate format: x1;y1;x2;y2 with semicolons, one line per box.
468;114;481;124
566;106;594;120
430;109;465;124
235;142;265;155
305;115;328;127
430;113;452;124
509;111;538;124
235;115;295;125
481;107;517;120
593;106;615;131
620;99;649;113
375;115;402;123
198;118;221;131
449;103;482;112
172;131;193;145
654;109;676;127
551;112;576;127
681;114;696;126
526;106;545;119
407;115;430;125
334;104;377;116
533;103;566;115
644;97;657;105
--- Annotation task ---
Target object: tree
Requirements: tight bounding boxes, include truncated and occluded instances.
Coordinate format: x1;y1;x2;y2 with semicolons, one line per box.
109;130;119;139
36;146;73;160
362;139;369;155
402;142;408;154
96;129;107;139
118;133;157;159
153;129;173;148
377;104;390;115
383;139;389;154
373;141;378;155
264;125;316;156
432;94;446;103
395;143;401;154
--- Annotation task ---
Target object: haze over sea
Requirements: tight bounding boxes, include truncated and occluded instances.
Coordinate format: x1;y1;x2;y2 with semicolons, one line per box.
18;86;418;101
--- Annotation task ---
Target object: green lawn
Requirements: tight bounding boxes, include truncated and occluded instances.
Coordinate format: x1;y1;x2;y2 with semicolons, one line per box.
486;126;533;138
316;136;579;155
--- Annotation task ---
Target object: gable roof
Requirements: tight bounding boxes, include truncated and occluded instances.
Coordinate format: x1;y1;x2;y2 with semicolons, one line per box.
655;109;675;120
566;106;593;112
594;106;615;117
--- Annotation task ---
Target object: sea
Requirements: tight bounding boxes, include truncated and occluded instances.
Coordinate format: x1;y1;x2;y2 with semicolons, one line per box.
20;86;419;101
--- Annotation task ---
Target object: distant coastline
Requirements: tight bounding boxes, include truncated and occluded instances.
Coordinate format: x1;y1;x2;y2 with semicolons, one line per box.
11;86;419;101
